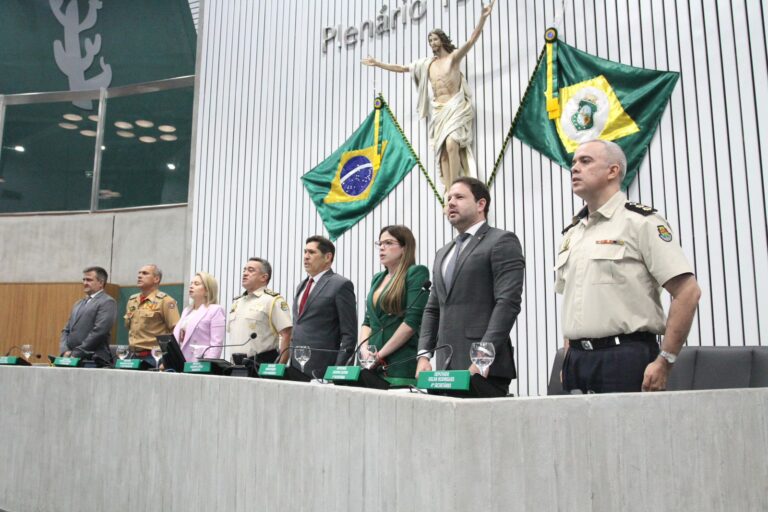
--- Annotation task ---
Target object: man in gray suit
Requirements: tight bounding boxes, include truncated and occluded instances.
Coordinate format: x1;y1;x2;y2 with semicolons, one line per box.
417;177;525;390
60;266;117;363
291;236;357;378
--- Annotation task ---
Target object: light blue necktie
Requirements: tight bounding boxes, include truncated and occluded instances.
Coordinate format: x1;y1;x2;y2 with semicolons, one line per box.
443;233;471;290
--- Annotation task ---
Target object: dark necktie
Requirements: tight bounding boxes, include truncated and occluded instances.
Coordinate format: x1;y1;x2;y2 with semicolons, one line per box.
444;233;471;290
298;278;314;316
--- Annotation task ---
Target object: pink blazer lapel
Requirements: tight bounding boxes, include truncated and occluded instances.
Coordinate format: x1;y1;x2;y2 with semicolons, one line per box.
180;305;208;350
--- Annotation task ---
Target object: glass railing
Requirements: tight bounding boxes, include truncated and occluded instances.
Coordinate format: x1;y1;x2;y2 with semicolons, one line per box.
0;75;193;214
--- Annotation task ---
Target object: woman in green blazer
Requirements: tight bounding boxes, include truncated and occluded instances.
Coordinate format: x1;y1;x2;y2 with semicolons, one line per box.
360;225;429;379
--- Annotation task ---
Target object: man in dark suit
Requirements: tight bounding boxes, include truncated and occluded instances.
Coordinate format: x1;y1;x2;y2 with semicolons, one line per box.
417;177;525;390
59;266;117;363
291;236;358;378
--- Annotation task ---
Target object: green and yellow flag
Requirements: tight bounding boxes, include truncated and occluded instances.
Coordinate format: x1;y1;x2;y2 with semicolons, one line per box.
302;97;417;240
513;28;679;188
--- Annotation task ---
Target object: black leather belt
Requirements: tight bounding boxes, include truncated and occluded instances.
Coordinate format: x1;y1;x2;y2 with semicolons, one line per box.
569;331;657;351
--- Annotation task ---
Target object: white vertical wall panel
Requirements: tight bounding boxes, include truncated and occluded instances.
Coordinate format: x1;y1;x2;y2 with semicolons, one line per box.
191;0;768;396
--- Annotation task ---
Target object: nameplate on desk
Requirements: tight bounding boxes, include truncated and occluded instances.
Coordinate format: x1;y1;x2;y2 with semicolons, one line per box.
184;361;213;374
324;366;361;381
114;359;145;370
53;357;81;368
0;356;30;366
417;370;471;391
258;364;286;378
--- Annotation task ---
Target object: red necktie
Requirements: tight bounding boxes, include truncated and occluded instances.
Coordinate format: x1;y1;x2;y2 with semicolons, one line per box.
298;278;314;316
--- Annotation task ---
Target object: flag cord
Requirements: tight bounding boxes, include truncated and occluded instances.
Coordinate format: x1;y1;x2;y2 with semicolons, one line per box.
486;46;546;189
379;95;445;207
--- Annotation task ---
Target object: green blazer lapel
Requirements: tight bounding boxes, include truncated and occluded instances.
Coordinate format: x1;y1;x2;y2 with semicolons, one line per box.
367;271;389;322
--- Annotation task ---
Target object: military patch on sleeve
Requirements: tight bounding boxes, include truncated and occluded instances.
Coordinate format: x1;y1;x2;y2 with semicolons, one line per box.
625;202;657;216
168;302;176;309
280;300;289;311
657;225;673;242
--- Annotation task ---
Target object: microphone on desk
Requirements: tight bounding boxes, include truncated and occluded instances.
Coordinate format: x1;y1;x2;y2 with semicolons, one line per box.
200;332;256;360
382;344;454;373
345;279;432;366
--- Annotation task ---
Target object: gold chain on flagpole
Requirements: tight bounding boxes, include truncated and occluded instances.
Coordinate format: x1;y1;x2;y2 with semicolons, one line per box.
378;94;445;207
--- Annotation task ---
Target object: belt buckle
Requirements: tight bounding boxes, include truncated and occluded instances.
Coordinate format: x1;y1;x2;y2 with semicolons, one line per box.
581;340;593;350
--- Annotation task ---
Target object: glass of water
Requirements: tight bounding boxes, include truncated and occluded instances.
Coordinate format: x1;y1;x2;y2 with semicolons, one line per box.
361;345;378;369
151;346;163;370
469;342;495;378
116;345;129;361
293;346;311;374
21;344;33;360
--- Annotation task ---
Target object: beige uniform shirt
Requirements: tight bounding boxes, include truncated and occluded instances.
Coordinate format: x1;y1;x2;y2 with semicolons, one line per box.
124;289;180;350
225;287;292;360
555;191;693;339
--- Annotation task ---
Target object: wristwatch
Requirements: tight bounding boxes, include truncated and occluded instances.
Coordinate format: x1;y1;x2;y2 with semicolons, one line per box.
659;350;677;365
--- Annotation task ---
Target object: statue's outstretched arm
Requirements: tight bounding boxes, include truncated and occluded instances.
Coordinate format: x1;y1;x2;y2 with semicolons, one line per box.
453;0;496;62
362;56;409;73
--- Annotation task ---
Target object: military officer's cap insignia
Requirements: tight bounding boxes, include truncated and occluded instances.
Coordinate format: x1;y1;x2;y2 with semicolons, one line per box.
625;202;657;216
657;225;673;242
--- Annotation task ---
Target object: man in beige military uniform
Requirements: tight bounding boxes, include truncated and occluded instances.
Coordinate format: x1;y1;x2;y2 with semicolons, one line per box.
556;140;701;393
226;258;292;364
124;264;180;362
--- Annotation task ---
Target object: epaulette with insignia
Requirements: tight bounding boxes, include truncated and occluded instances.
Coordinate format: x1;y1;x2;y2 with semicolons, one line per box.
264;288;279;297
129;292;140;299
156;291;167;298
625;202;657;216
233;291;247;301
562;206;589;234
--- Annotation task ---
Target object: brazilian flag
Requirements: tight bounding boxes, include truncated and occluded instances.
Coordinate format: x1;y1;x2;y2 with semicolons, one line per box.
513;28;679;188
302;97;417;240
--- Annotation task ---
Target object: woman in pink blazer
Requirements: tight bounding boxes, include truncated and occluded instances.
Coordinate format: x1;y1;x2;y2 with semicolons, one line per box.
173;272;226;361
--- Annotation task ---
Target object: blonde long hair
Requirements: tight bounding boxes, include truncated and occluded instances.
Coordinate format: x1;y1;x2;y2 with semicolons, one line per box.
378;225;416;315
195;272;220;305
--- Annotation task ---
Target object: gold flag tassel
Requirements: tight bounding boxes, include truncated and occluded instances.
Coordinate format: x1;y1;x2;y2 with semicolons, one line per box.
544;27;561;119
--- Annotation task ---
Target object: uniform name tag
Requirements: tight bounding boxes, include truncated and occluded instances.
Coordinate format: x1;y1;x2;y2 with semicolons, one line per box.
595;240;624;245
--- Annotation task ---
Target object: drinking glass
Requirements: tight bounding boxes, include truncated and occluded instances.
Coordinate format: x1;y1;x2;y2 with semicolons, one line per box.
21;344;33;360
151;346;163;369
361;345;378;369
116;345;129;361
469;342;495;377
293;346;311;374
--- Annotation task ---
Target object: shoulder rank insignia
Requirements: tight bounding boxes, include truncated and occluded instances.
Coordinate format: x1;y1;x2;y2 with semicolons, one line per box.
562;205;589;235
129;292;140;299
657;225;673;242
264;288;279;297
625;202;657;216
156;291;167;298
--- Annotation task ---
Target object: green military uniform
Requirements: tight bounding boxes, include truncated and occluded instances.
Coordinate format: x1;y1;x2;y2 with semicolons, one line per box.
124;289;180;351
362;264;429;379
226;286;292;361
